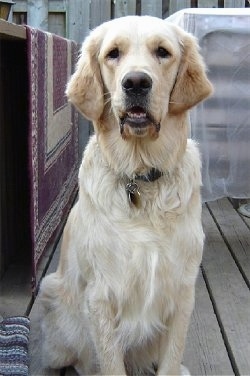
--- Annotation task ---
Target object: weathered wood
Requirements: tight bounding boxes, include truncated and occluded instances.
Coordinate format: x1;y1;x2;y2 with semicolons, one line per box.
184;271;233;375
240;213;250;229
27;0;49;31
90;0;111;29
169;0;192;15
48;0;67;12
237;201;250;229
48;13;66;37
114;0;137;18
202;204;250;375
12;0;249;40
198;0;218;7
0;18;26;39
140;0;162;18
66;0;90;43
224;0;246;6
13;0;66;12
207;198;250;283
13;0;26;12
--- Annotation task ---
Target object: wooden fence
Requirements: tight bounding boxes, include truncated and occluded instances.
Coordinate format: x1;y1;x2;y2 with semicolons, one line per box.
12;0;249;43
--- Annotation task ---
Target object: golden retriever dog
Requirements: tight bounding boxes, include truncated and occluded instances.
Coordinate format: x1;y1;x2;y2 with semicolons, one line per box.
39;16;213;375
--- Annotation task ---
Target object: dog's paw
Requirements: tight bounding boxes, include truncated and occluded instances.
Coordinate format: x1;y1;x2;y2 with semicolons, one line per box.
181;364;191;376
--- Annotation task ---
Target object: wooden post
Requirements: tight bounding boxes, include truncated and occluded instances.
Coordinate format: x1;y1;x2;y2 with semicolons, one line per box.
27;0;48;31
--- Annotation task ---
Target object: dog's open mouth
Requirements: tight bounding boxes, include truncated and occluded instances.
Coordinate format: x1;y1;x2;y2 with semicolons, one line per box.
121;106;152;128
120;106;160;138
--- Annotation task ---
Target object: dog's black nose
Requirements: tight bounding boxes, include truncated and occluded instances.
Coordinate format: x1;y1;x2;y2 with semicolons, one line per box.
122;72;152;95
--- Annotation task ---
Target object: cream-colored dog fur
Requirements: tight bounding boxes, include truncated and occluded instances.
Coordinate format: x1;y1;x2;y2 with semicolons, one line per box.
39;16;213;375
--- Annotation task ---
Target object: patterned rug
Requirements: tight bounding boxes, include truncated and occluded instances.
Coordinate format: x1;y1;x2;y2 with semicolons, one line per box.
26;27;79;289
0;316;30;376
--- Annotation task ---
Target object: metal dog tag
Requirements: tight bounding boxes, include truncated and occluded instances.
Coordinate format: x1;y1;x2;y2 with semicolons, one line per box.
126;180;141;208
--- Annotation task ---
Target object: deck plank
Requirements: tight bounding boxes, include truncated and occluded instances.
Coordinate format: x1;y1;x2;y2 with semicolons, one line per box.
238;204;250;229
207;198;250;283
184;271;233;375
202;204;250;375
0;265;31;316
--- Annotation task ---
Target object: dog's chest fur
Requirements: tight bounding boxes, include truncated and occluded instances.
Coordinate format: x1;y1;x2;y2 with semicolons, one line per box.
74;136;203;348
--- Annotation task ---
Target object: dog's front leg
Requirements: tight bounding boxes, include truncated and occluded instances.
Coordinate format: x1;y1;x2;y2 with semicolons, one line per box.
88;299;126;375
157;286;194;376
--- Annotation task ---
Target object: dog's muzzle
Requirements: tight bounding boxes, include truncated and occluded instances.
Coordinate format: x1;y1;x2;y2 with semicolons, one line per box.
120;71;160;137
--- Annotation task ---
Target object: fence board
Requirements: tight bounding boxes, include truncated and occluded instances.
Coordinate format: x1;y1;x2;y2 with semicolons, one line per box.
48;13;65;37
13;0;249;38
114;0;137;18
48;1;66;12
27;0;48;30
12;0;26;12
197;0;218;7
90;0;111;29
14;0;66;12
141;0;162;18
67;0;90;43
224;0;246;6
169;0;192;15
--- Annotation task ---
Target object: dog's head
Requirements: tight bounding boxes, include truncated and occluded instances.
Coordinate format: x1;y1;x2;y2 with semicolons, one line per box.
66;16;212;140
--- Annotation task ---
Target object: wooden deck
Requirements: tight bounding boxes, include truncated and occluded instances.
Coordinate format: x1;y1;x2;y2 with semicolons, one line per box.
2;197;250;375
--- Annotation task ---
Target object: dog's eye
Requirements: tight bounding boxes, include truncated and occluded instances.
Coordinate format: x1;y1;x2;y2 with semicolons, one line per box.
155;47;170;59
107;48;120;59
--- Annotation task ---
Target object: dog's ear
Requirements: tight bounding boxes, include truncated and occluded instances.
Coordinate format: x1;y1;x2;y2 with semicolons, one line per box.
169;27;213;115
66;27;104;121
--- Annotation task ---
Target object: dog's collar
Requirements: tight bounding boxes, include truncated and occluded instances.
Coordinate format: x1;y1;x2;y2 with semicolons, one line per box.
134;168;163;182
125;168;163;208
